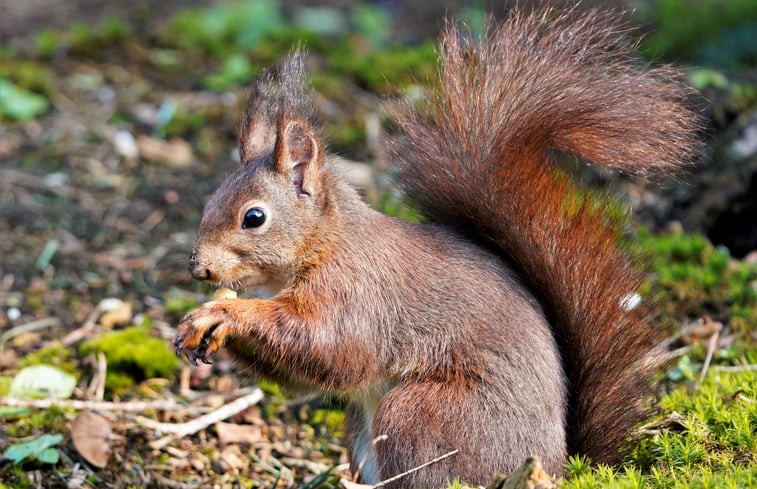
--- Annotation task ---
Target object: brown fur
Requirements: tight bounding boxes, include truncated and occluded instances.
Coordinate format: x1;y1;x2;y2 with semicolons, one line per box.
174;7;700;487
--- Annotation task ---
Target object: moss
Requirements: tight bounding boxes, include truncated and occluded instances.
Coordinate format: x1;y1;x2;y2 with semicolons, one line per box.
309;408;345;434
632;229;757;333
0;60;55;99
0;376;11;397
79;325;179;394
7;406;68;439
563;363;757;488
18;342;77;375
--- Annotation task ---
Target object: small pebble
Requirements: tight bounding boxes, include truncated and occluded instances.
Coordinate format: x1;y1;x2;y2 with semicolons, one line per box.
7;307;21;321
113;130;139;160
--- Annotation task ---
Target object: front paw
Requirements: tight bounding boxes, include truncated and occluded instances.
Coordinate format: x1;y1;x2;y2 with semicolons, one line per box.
173;300;236;366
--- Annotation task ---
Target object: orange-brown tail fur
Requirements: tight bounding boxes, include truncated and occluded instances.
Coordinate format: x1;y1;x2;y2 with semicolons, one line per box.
388;8;700;464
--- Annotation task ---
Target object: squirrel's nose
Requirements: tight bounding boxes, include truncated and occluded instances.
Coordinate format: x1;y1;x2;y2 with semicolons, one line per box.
188;253;211;281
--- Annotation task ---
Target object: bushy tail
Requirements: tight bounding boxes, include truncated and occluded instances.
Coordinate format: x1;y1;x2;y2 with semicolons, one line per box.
388;8;700;464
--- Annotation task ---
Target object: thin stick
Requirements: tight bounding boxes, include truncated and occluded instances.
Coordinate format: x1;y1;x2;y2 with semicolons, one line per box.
372;450;458;488
0;317;61;346
140;388;264;449
715;364;757;372
695;329;719;389
0;397;188;412
737;393;757;404
85;352;107;400
655;319;703;351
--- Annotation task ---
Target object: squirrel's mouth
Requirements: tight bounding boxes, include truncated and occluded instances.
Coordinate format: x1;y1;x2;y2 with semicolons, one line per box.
207;267;269;290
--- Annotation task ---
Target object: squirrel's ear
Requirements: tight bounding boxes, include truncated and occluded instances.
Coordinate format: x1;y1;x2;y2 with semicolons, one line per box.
275;119;322;196
239;113;277;164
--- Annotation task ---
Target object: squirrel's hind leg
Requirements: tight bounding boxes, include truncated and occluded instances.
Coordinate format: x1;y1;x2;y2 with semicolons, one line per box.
356;379;566;488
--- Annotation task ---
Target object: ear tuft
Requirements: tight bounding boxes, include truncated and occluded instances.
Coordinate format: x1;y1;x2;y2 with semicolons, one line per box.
238;51;317;165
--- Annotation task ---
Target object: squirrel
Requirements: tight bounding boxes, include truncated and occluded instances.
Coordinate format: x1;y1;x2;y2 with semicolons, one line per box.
173;7;700;488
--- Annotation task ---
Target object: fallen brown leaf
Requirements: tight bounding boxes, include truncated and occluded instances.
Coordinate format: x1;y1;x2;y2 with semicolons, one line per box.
71;411;113;468
215;421;262;445
137;135;193;167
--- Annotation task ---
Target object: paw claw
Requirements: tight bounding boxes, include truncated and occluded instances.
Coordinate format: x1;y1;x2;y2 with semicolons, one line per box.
173;300;236;366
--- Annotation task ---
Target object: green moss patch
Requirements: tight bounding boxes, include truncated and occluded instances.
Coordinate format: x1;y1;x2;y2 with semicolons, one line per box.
79;326;179;394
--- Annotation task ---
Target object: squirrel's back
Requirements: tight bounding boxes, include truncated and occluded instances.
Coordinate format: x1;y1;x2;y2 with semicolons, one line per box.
388;7;700;463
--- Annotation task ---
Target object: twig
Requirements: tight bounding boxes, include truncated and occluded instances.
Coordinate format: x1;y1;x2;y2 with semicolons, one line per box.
372;449;458;488
151;473;199;489
139;388;264;449
636;345;692;371
60;306;103;346
655;319;703;351
85;352;107;400
0;317;61;347
695;329;720;389
714;364;757;372
737;393;757;404
0;397;189;412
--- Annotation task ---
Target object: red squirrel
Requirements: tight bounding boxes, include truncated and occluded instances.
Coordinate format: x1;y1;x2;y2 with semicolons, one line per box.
173;8;700;487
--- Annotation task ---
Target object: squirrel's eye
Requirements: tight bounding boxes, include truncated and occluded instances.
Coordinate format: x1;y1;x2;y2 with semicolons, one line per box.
242;207;266;229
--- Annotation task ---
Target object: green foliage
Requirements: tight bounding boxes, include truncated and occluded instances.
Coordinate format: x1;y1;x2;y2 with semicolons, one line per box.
458;4;488;35
328;39;437;94
18;342;76;375
9;365;77;400
325;117;367;152
34;29;61;57
79;325;179;393
69;16;131;56
309;408;345;435
640;0;757;67
3;406;67;438
688;68;757;115
377;193;422;224
3;434;62;466
352;4;392;46
294;7;348;37
1;60;55;100
163;287;200;317
163;0;283;59
204;53;257;91
633;229;757;332
564;364;757;487
159;106;208;139
0;79;49;121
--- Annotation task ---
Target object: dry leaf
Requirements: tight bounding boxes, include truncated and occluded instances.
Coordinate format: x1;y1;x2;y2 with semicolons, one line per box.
137;135;193;167
215;421;262;445
98;300;132;329
71;411;112;468
217;444;249;473
0;349;18;369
